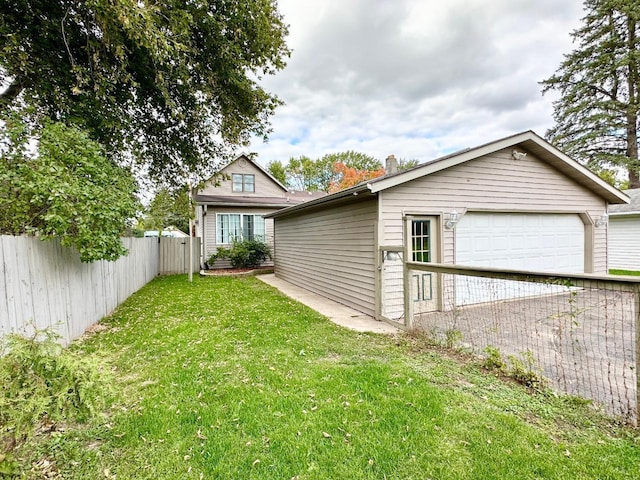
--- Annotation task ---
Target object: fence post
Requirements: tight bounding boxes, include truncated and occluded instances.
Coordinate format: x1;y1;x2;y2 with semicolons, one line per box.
636;284;640;423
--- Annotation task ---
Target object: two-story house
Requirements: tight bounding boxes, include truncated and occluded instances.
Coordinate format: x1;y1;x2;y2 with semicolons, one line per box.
194;155;325;269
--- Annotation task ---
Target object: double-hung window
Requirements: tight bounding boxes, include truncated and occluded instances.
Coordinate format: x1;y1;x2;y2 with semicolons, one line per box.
232;174;255;192
217;214;265;244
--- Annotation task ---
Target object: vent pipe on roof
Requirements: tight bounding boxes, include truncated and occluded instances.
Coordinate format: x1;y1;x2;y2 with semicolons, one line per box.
385;154;398;175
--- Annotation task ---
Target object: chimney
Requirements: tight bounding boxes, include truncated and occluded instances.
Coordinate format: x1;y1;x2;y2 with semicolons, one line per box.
385;154;398;175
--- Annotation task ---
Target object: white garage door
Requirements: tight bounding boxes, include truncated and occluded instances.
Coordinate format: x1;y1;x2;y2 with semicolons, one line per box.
455;213;585;305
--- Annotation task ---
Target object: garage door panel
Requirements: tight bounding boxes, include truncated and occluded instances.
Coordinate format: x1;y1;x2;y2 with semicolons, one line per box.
455;213;585;305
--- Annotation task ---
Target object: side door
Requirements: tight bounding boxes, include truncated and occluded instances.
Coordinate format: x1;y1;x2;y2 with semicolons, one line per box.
407;216;439;314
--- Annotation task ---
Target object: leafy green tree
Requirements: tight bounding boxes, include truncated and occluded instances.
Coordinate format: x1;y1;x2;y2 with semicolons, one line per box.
283;152;382;192
266;160;287;185
0;0;290;182
541;0;640;187
320;151;382;172
143;186;192;234
285;156;325;191
0;121;140;262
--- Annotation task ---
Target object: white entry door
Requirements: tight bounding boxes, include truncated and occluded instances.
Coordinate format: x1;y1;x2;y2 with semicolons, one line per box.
408;216;439;314
455;213;585;305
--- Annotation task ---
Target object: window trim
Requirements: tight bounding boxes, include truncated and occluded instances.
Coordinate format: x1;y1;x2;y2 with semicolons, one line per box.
216;213;265;244
231;173;255;193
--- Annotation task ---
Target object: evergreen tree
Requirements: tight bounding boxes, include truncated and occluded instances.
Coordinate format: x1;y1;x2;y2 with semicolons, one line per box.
541;0;640;187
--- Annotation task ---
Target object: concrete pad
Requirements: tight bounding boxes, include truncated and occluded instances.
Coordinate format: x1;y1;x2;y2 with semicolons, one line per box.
257;274;398;334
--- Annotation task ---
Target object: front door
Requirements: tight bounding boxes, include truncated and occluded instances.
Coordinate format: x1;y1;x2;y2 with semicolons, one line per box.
408;217;439;314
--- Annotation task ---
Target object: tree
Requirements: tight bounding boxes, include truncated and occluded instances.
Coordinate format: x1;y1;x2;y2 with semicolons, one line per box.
266;160;287;185
142;186;192;234
285;156;326;191
0;0;290;182
281;152;382;192
320;151;382;171
0;121;140;262
328;162;386;193
541;0;640;188
398;158;420;171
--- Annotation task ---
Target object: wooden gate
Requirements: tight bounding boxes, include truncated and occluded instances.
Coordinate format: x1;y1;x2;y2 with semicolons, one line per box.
158;237;201;275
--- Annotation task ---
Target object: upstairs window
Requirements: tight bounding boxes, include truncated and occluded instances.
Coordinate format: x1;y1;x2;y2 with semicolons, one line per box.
232;174;255;192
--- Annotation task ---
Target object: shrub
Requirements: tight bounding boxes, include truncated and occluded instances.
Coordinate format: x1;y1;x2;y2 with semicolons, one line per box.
482;346;507;371
0;328;113;461
207;238;271;268
507;351;547;390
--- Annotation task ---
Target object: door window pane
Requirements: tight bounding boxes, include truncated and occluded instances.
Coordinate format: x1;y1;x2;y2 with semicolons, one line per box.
411;220;431;262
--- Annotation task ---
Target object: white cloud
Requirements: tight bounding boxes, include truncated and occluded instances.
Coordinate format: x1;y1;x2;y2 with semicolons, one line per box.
247;0;584;166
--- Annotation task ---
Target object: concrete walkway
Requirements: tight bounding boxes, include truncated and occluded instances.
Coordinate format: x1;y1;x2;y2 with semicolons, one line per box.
257;274;398;334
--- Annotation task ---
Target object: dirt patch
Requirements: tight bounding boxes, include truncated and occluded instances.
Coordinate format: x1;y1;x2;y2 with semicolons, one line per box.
82;323;109;337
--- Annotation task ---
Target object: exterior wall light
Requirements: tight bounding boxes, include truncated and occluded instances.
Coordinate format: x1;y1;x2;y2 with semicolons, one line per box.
512;149;528;160
384;251;401;262
445;210;460;229
594;213;609;228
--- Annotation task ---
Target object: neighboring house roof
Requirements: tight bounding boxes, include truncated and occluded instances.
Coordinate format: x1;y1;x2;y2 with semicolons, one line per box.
144;227;188;238
266;130;629;219
609;189;640;216
195;193;325;207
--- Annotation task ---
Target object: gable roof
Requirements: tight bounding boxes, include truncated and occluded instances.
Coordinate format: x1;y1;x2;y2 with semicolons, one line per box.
266;130;629;219
211;154;288;192
609;189;640;215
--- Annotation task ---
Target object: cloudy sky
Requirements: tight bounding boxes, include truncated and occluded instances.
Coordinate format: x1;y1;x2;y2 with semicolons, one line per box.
246;0;585;167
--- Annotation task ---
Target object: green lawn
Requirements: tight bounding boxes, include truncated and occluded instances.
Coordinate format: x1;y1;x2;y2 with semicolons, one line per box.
18;275;640;479
609;268;640;276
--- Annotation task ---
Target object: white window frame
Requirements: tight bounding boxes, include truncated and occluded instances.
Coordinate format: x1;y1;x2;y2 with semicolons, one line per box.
216;213;265;244
231;174;255;193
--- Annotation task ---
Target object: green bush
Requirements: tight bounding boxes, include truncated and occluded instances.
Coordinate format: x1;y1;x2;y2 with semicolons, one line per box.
207;238;272;268
482;346;507;371
0;328;112;460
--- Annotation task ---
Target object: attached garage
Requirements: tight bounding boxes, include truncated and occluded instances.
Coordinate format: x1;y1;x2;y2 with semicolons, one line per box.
266;131;629;324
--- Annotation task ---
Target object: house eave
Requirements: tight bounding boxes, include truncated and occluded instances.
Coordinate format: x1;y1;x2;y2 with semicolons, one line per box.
198;202;295;208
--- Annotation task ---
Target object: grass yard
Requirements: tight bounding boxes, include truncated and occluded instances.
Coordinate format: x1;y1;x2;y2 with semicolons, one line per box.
16;275;640;479
609;269;640;276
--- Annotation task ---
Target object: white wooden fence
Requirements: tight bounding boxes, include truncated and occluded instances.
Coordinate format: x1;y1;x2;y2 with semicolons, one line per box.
1;235;200;345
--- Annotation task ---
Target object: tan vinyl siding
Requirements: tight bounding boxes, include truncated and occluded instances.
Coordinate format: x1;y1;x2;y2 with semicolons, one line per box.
203;207;276;268
200;159;285;198
274;199;377;316
380;148;608;272
609;216;640;270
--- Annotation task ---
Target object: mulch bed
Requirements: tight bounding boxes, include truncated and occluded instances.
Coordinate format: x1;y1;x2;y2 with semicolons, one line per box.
200;267;274;277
